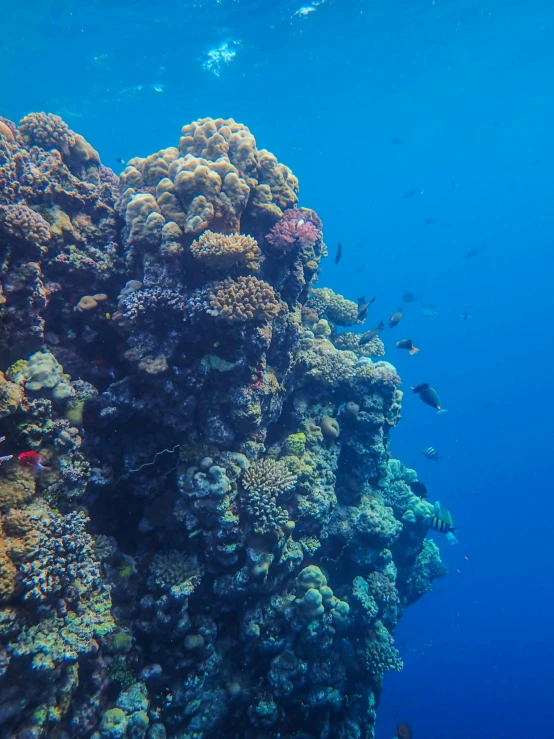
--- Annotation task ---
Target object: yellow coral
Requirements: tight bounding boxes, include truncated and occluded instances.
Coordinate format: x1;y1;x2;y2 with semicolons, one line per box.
191;231;262;271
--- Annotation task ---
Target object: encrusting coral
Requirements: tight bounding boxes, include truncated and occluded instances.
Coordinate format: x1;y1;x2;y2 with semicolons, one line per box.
0;113;447;739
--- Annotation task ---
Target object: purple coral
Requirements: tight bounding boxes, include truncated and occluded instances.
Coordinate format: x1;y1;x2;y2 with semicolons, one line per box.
266;208;319;251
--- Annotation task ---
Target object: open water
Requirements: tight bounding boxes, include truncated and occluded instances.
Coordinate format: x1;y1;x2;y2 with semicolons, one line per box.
1;1;553;737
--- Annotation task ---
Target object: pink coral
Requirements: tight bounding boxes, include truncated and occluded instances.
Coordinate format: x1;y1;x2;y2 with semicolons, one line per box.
266;208;319;251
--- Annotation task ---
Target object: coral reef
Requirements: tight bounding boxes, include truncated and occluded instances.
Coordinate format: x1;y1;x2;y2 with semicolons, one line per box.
0;113;447;739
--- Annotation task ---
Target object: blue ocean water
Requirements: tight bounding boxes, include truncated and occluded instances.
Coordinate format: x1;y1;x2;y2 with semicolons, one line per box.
2;1;553;736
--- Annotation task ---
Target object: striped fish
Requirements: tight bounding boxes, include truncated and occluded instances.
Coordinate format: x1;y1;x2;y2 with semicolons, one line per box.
431;501;458;545
430;517;454;534
423;446;440;462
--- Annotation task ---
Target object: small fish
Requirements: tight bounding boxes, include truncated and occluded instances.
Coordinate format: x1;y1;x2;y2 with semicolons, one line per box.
359;321;385;345
18;451;51;472
451;180;458;189
401;291;417;303
423;446;440;462
401;188;423;199
396;338;419;355
335;242;342;265
0;436;5;443
460;307;471;320
90;359;116;379
464;555;470;562
421;303;438;317
389;308;403;329
424;216;438;226
409;481;427;498
152;84;164;93
396;724;413;739
116;157;126;165
357;296;375;322
390;137;404;145
0;455;13;465
431;501;458;545
412;383;443;411
464;245;487;260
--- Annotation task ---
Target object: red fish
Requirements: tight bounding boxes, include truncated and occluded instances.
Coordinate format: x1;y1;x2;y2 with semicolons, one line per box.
18;451;51;472
396;724;413;739
90;359;116;379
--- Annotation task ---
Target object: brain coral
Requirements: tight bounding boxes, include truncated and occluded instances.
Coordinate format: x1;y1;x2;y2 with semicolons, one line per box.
0;204;51;248
118;117;299;253
18;112;76;154
190;230;262;271
204;275;280;323
307;287;361;326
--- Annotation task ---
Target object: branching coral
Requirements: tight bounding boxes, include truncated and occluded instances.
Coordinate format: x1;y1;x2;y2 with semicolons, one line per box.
19;510;102;602
190;230;262;271
204;275;281;323
241;458;297;533
266;208;319;252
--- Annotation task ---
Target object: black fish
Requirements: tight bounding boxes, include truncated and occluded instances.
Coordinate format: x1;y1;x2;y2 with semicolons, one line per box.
402;291;417;303
357;296;375;322
412;383;442;410
396;338;419;355
464;245;487;260
116;157;126;165
389;308;403;329
390;137;404;145
335;242;342;265
410;481;428;498
402;188;423;199
359;321;385;345
424;217;438;226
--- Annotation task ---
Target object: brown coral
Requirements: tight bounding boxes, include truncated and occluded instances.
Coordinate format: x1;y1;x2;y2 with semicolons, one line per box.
205;275;280;323
0;467;36;510
0;533;16;602
190;231;262;271
307;288;361;326
18;112;76;154
118;118;299;253
0;204;51;247
241;458;297;534
0;371;24;419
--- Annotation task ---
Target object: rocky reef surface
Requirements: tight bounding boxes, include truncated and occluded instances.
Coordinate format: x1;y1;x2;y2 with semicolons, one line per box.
0;113;446;739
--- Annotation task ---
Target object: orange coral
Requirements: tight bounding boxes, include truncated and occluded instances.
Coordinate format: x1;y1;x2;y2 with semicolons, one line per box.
206;276;280;323
190;231;262;271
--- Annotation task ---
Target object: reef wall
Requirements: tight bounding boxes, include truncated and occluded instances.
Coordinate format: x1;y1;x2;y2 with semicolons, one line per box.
0;114;446;739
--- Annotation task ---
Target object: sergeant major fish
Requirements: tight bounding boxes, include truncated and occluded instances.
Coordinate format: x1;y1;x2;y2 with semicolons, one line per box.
423;446;440;462
430;501;458;545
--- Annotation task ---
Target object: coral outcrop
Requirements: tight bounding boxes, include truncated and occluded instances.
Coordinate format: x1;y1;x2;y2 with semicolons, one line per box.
0;113;446;739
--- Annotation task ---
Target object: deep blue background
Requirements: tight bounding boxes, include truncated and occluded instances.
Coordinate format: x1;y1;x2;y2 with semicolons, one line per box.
2;1;553;736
